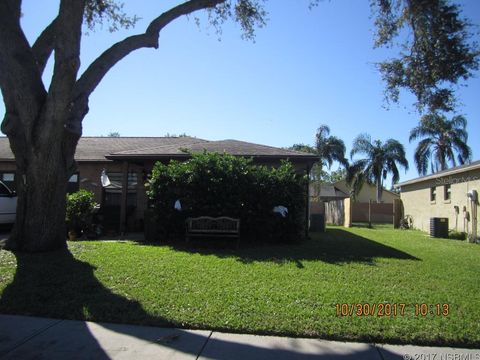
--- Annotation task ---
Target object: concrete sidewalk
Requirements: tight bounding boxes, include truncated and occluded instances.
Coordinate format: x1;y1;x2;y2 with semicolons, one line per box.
0;314;478;359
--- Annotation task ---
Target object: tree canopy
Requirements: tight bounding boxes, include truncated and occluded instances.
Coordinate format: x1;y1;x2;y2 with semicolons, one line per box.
0;0;478;252
347;134;409;202
372;0;479;113
409;112;471;175
291;125;348;184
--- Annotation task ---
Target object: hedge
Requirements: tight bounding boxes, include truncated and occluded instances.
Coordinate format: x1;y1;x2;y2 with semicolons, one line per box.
146;152;307;244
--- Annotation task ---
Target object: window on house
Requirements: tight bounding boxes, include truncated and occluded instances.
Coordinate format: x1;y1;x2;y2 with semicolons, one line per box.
444;184;451;201
103;172;137;207
67;173;80;193
430;187;436;202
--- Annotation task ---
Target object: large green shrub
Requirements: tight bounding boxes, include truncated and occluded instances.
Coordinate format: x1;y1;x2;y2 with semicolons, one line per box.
146;152;307;243
66;190;98;234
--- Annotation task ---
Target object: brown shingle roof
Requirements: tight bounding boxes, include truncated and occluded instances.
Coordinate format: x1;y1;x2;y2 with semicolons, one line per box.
396;160;480;188
309;184;349;200
0;136;317;162
108;139;313;159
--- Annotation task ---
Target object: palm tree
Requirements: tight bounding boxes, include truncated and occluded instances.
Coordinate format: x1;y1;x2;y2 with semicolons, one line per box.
291;125;348;184
347;134;409;203
409;113;471;175
315;125;348;170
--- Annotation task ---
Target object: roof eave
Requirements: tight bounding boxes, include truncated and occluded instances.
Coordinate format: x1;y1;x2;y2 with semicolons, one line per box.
396;163;480;188
105;153;318;162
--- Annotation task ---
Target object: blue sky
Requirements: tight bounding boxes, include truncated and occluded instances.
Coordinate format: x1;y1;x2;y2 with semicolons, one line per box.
3;0;480;182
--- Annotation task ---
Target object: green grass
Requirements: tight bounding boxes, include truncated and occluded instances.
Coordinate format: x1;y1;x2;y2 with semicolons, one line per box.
1;226;479;347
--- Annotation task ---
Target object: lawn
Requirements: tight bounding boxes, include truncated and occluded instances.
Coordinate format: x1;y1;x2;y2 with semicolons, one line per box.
0;226;479;347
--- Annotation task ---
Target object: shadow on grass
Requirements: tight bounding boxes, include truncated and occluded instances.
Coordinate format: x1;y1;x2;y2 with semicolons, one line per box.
141;228;420;266
0;247;416;357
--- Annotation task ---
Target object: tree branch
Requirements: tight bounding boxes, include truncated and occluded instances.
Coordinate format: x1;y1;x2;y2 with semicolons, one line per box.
31;17;59;75
0;0;47;137
74;0;224;101
38;0;85;139
4;0;21;21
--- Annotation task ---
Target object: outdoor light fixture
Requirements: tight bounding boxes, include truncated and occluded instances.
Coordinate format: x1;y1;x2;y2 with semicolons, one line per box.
467;190;478;203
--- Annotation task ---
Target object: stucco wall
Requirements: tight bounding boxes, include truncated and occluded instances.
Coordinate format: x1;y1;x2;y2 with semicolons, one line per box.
400;168;480;233
334;180;399;204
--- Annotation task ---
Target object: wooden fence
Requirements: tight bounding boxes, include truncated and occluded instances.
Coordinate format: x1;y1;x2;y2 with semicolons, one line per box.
351;202;393;224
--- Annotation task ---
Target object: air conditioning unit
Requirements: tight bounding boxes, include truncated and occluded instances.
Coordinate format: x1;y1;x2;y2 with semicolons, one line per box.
430;217;449;238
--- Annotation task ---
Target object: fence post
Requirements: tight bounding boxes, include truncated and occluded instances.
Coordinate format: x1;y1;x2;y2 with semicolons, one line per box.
344;198;352;228
368;199;372;228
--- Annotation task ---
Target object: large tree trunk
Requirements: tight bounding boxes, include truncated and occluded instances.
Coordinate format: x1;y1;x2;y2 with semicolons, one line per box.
376;180;383;203
5;127;78;252
0;0;224;252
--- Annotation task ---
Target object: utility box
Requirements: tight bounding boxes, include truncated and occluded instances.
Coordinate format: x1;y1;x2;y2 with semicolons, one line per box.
430;217;449;238
310;214;325;233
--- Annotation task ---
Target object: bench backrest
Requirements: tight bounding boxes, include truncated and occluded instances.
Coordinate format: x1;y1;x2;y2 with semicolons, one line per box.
186;216;240;233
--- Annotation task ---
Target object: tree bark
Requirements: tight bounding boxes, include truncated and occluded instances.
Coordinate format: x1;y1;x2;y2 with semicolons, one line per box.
6;134;73;252
376;180;383;203
0;0;225;252
1;0;85;252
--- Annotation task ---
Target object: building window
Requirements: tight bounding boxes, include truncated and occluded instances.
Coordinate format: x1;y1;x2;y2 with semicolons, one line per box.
444;184;451;201
103;172;137;207
430;187;436;202
67;173;80;193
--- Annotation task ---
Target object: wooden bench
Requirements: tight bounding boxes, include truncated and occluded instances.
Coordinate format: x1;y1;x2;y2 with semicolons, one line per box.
186;216;240;248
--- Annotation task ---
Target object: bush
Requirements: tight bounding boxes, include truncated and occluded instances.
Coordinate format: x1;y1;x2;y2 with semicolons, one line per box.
448;230;466;240
146;152;307;243
66;190;98;235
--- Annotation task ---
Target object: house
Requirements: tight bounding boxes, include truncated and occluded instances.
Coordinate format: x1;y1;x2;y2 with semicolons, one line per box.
395;161;479;240
309;184;349;225
0;136;317;233
309;179;400;225
332;179;400;204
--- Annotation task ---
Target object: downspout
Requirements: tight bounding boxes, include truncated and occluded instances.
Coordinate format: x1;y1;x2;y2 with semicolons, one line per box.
305;164;311;239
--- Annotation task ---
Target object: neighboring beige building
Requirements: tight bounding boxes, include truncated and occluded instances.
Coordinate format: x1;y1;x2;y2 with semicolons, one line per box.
333;179;400;204
396;161;480;238
309;180;400;226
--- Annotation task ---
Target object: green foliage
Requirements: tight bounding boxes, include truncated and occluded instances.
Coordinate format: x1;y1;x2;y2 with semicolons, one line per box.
206;0;267;41
2;227;480;346
84;0;139;32
448;230;466;240
290;143;316;154
315;125;348;169
347;134;409;202
290;125;348;185
321;168;347;184
146;152;307;243
372;0;479;113
66;190;98;233
409;112;471;175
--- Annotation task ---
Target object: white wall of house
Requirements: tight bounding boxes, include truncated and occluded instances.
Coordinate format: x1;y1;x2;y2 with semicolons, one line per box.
400;168;480;234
